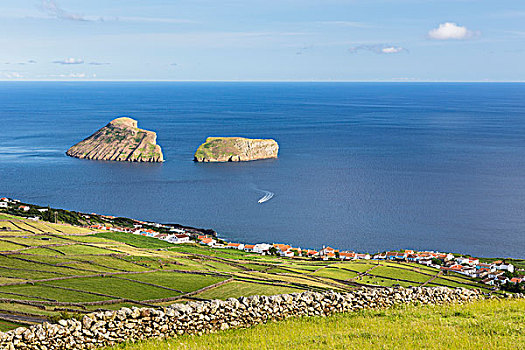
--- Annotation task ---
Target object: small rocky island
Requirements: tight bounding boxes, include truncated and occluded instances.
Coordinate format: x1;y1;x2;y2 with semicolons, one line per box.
66;117;164;162
194;137;279;162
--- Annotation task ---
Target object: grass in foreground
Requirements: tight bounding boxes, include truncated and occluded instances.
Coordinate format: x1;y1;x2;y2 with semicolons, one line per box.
107;298;525;350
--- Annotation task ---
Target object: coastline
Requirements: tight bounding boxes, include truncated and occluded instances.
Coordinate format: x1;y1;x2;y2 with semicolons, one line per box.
1;197;523;292
2;196;524;261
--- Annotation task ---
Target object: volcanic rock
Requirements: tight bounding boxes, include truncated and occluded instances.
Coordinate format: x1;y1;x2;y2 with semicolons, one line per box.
194;137;278;162
66;117;164;162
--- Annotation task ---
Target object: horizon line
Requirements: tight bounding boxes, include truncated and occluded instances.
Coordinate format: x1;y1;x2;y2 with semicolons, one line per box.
1;79;525;83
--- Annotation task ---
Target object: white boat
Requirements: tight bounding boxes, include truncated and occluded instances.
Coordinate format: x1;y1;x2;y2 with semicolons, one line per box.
258;191;274;203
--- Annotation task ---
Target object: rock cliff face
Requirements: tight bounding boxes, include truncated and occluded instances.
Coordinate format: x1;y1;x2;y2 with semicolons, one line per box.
194;137;279;162
66;117;164;162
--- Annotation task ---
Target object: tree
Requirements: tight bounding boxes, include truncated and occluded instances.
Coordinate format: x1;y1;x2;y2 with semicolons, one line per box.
431;258;443;266
504;270;519;278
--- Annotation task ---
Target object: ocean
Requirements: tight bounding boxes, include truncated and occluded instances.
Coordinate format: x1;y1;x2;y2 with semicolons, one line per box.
0;82;524;258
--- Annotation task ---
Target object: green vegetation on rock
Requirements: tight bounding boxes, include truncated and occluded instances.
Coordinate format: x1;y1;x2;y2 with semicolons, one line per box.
194;137;279;162
66;117;164;162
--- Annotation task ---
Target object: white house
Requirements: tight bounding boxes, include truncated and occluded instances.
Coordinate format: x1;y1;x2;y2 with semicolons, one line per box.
199;237;216;246
227;243;245;250
37;208;48;213
339;252;355;260
474;269;491;279
305;249;319;257
19;206;30;212
253;243;272;254
167;234;190;244
169;228;186;234
444;253;455;261
243;244;255;252
141;230;156;237
355;253;371;260
418;259;433;266
0;202;7;209
280;250;295;258
495;263;515;273
319;246;338;257
459;266;477;277
455;257;479;266
476;263;496;272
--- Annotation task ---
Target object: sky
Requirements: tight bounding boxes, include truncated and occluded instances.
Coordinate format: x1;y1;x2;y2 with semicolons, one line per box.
0;0;524;81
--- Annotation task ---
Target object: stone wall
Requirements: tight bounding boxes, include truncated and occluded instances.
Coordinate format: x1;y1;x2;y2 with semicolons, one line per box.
0;287;519;350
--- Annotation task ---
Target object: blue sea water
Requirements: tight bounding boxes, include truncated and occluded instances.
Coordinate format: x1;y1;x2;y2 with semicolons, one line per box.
0;82;524;258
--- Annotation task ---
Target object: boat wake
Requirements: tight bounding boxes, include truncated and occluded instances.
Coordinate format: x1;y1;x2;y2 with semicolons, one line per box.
257;190;274;204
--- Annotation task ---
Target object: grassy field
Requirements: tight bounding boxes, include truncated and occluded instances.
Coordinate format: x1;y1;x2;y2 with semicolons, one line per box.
93;232;174;249
195;281;302;300
0;212;503;331
106;298;525;350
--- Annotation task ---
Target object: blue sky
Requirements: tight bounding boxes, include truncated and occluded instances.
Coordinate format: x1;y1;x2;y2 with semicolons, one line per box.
1;0;524;81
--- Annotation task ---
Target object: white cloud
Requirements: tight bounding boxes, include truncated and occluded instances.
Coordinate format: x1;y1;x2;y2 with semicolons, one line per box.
53;58;84;65
381;46;404;54
349;44;407;54
63;73;86;78
47;73;94;79
38;3;195;24
40;0;87;21
9;60;37;66
1;71;23;79
5;60;37;65
428;22;479;40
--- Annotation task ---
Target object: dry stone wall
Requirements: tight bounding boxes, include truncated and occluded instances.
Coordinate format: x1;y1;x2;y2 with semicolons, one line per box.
0;287;520;350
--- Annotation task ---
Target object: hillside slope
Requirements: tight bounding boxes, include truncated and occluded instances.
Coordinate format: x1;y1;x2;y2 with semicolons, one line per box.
0;213;501;331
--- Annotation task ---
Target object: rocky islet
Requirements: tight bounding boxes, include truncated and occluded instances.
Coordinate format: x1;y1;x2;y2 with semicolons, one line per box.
67;119;279;164
66;117;164;162
194;137;279;162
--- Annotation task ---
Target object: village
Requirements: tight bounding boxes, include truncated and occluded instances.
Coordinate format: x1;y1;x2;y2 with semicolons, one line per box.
79;219;525;290
1;197;524;290
191;238;523;289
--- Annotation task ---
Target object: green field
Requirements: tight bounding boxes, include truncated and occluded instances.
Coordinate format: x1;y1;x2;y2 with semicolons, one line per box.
107;298;525;350
93;231;174;249
194;281;302;300
0;212;504;331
